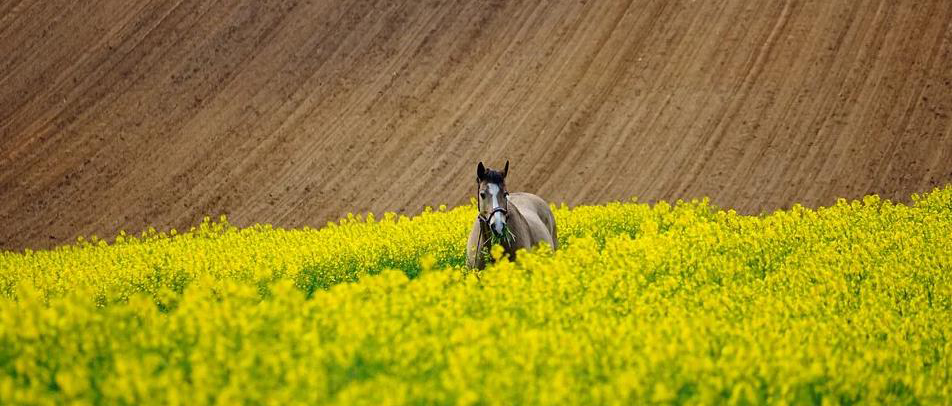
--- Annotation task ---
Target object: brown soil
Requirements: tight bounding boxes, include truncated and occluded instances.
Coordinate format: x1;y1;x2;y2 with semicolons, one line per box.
2;0;951;251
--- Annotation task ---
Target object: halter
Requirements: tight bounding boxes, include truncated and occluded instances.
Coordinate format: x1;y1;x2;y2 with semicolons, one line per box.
478;206;509;225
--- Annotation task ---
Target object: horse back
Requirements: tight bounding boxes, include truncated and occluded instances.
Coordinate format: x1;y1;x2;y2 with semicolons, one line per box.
509;192;557;249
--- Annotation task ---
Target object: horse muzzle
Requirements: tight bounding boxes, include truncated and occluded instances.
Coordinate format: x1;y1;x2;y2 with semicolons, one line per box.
491;218;506;236
480;206;508;237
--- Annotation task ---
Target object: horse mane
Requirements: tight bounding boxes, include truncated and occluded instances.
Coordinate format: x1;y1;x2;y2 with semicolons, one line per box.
481;169;506;186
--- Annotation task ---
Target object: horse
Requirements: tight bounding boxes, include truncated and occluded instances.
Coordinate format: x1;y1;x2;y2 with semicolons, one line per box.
466;160;558;269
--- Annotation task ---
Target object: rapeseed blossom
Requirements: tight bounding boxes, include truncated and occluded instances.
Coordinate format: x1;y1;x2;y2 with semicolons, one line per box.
1;187;951;404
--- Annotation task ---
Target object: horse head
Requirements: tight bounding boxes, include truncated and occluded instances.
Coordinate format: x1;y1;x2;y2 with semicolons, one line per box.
476;160;510;238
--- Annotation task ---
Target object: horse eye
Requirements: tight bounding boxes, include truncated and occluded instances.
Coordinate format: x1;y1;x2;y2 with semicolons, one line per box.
480;191;487;198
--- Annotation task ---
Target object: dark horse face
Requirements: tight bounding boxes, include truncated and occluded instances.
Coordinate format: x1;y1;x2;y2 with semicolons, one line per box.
477;161;510;237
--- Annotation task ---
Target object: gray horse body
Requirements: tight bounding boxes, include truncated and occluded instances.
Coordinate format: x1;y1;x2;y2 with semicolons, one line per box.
466;191;557;269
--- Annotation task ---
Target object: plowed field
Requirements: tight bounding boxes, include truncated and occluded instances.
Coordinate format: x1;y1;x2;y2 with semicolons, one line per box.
2;0;951;250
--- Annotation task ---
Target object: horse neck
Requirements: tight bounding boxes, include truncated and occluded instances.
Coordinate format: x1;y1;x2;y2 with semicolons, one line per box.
500;203;529;252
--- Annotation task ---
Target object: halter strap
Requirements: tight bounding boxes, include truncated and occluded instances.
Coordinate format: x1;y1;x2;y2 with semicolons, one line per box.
478;206;508;224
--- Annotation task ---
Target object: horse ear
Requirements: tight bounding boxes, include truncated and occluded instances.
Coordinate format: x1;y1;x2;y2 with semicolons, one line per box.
503;160;509;179
477;162;486;181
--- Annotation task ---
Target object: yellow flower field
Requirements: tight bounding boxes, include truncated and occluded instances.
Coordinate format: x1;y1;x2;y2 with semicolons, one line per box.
1;187;951;405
